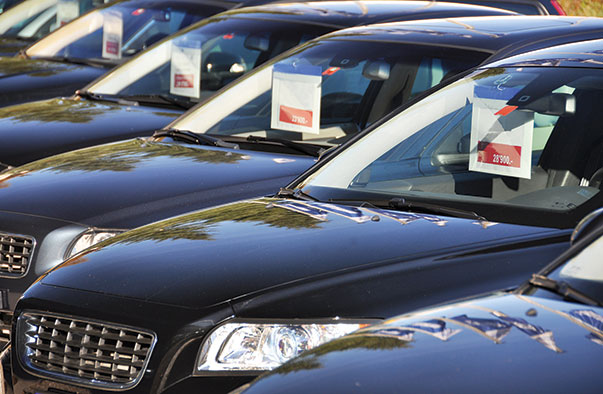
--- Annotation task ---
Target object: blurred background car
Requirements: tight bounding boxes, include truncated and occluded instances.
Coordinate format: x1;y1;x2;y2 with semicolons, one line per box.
234;207;603;394
0;0;280;107
0;0;112;56
6;36;603;394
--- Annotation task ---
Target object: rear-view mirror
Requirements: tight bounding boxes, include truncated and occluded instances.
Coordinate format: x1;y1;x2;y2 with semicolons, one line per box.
522;93;576;117
362;60;390;81
244;35;269;52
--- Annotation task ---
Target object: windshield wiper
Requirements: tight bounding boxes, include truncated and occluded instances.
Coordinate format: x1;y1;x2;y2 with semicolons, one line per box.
276;187;319;201
153;128;239;149
387;197;487;221
529;274;602;306
119;94;194;110
75;90;136;105
43;56;116;67
246;136;325;158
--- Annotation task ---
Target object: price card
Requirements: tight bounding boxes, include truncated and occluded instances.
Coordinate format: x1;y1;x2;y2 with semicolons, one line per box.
469;81;533;179
57;0;79;26
102;11;123;59
170;41;201;98
271;63;321;134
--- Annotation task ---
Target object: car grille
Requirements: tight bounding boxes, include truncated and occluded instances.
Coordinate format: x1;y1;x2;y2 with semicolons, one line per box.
18;312;156;390
0;232;34;277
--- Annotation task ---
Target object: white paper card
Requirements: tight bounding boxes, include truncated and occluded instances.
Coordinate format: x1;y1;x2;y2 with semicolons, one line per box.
57;0;79;26
170;42;201;98
469;84;534;179
271;63;321;134
102;11;123;59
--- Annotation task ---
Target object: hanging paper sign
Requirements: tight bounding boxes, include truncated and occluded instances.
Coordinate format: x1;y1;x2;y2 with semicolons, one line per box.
170;42;201;98
469;81;534;179
102;11;123;59
57;0;79;26
271;63;321;134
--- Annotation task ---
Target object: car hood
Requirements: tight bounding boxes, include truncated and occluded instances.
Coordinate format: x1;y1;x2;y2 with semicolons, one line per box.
0;97;183;166
0;56;76;77
244;294;603;393
39;199;562;308
0;37;32;56
0;140;314;227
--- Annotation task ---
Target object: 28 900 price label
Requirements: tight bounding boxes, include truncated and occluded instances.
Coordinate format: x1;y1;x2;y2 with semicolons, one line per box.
477;141;521;168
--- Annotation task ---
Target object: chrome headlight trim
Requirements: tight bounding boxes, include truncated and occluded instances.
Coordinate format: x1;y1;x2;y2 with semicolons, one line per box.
64;228;125;259
194;318;378;376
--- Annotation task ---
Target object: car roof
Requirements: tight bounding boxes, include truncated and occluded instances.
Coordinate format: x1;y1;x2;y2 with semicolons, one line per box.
319;16;603;59
215;1;516;28
486;37;603;69
415;0;564;15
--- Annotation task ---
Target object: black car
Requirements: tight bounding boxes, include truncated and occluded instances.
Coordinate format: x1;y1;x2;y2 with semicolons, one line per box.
0;0;276;108
0;14;599;335
6;37;603;393
0;0;112;57
0;1;517;169
236;207;603;393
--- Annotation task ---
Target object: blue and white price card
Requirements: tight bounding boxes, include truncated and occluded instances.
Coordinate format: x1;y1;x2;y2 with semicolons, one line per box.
57;0;79;26
271;63;322;134
102;10;123;60
469;76;534;179
170;41;201;98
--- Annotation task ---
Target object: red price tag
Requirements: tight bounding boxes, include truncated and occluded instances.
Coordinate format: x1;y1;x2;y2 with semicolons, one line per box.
477;141;521;168
174;74;194;88
105;41;119;55
279;105;313;127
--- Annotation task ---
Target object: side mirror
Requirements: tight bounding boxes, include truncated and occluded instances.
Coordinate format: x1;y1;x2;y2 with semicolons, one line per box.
571;207;603;245
362;60;390;81
244;35;269;52
521;93;576;117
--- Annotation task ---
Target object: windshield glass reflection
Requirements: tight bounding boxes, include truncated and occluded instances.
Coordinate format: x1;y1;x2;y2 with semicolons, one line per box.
301;67;602;226
25;0;220;62
0;0;106;40
171;39;488;147
88;17;331;105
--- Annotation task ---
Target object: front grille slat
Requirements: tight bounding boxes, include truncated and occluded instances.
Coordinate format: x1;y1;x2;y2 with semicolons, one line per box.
0;232;34;276
18;312;155;390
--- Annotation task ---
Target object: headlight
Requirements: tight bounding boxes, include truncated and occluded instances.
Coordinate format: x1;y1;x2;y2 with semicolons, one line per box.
194;319;376;374
66;228;124;258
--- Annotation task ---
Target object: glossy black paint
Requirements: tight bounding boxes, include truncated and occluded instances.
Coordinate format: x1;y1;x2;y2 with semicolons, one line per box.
0;59;106;108
6;23;603;394
0;37;33;57
0;2;518;167
239;294;603;393
11;197;572;392
0;4;521;316
0;139;314;308
438;0;565;15
0;14;600;311
238;212;603;394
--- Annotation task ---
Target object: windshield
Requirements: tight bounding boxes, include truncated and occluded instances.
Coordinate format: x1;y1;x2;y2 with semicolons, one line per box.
25;0;223;62
0;0;106;39
170;39;488;146
87;17;333;105
300;66;603;228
